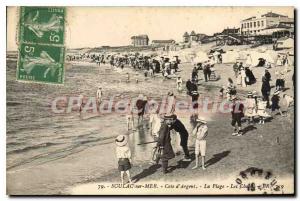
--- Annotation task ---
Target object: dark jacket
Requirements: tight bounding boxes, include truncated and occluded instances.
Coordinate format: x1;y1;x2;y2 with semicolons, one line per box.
231;102;244;118
170;119;189;146
186;80;192;92
157;124;175;160
265;71;271;82
190;82;198;92
261;81;271;96
136;99;147;116
271;95;280;110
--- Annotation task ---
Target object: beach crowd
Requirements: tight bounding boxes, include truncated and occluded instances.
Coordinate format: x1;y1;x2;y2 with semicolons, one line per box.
67;48;294;184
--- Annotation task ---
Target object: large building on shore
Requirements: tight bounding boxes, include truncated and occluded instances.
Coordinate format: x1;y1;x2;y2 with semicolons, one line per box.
151;39;176;46
183;31;207;43
151;39;176;51
240;12;294;36
131;35;149;46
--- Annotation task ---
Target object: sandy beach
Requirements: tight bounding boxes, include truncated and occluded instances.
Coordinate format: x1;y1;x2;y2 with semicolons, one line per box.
6;43;294;195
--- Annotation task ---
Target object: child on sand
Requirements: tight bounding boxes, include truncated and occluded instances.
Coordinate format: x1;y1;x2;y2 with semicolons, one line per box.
271;90;285;117
244;92;257;125
126;73;130;83
115;135;132;184
192;116;208;170
149;108;161;138
176;76;183;92
96;86;103;108
257;98;270;124
126;106;135;131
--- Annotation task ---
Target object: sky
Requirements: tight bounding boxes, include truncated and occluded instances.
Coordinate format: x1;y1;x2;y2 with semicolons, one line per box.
7;6;294;50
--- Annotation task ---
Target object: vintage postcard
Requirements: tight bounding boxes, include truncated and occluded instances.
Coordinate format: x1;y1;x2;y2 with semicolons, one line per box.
6;6;295;195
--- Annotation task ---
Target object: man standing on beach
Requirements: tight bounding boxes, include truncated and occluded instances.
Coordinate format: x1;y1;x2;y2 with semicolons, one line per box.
203;63;210;82
96;86;103;109
169;115;191;161
261;76;271;108
186;79;193;95
157;115;175;174
233;62;239;78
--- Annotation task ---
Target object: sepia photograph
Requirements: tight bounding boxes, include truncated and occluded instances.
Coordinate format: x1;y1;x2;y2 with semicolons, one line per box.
6;6;295;195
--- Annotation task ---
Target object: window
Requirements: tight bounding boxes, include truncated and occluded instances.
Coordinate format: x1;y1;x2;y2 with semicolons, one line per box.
257;21;260;27
241;24;243;28
247;23;249;28
254;22;256;27
261;21;264;27
250;22;252;28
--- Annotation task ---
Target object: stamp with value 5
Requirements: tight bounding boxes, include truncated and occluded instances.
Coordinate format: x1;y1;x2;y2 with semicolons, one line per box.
17;43;65;84
19;7;66;45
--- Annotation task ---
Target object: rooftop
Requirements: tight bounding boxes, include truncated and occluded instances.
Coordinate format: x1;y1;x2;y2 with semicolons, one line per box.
131;35;149;39
242;12;290;22
183;32;189;37
262;12;288;18
152;40;175;43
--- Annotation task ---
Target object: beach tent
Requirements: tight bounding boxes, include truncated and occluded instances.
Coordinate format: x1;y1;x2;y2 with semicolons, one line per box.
174;51;189;63
193;51;209;63
174;49;195;63
238;50;249;61
264;50;278;63
222;50;240;63
275;37;294;50
246;50;278;66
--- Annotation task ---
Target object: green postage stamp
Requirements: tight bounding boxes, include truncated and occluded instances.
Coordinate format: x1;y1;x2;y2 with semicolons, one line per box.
17;43;65;84
17;6;66;84
19;7;66;45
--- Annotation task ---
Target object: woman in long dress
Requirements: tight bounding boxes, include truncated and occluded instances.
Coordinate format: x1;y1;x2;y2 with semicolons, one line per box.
245;54;253;70
240;67;247;88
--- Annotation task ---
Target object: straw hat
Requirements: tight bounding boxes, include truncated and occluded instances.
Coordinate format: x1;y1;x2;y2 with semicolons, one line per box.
115;135;128;147
247;91;253;97
167;91;174;96
138;94;144;99
252;91;257;97
98;86;102;89
163;114;177;120
196;116;207;124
